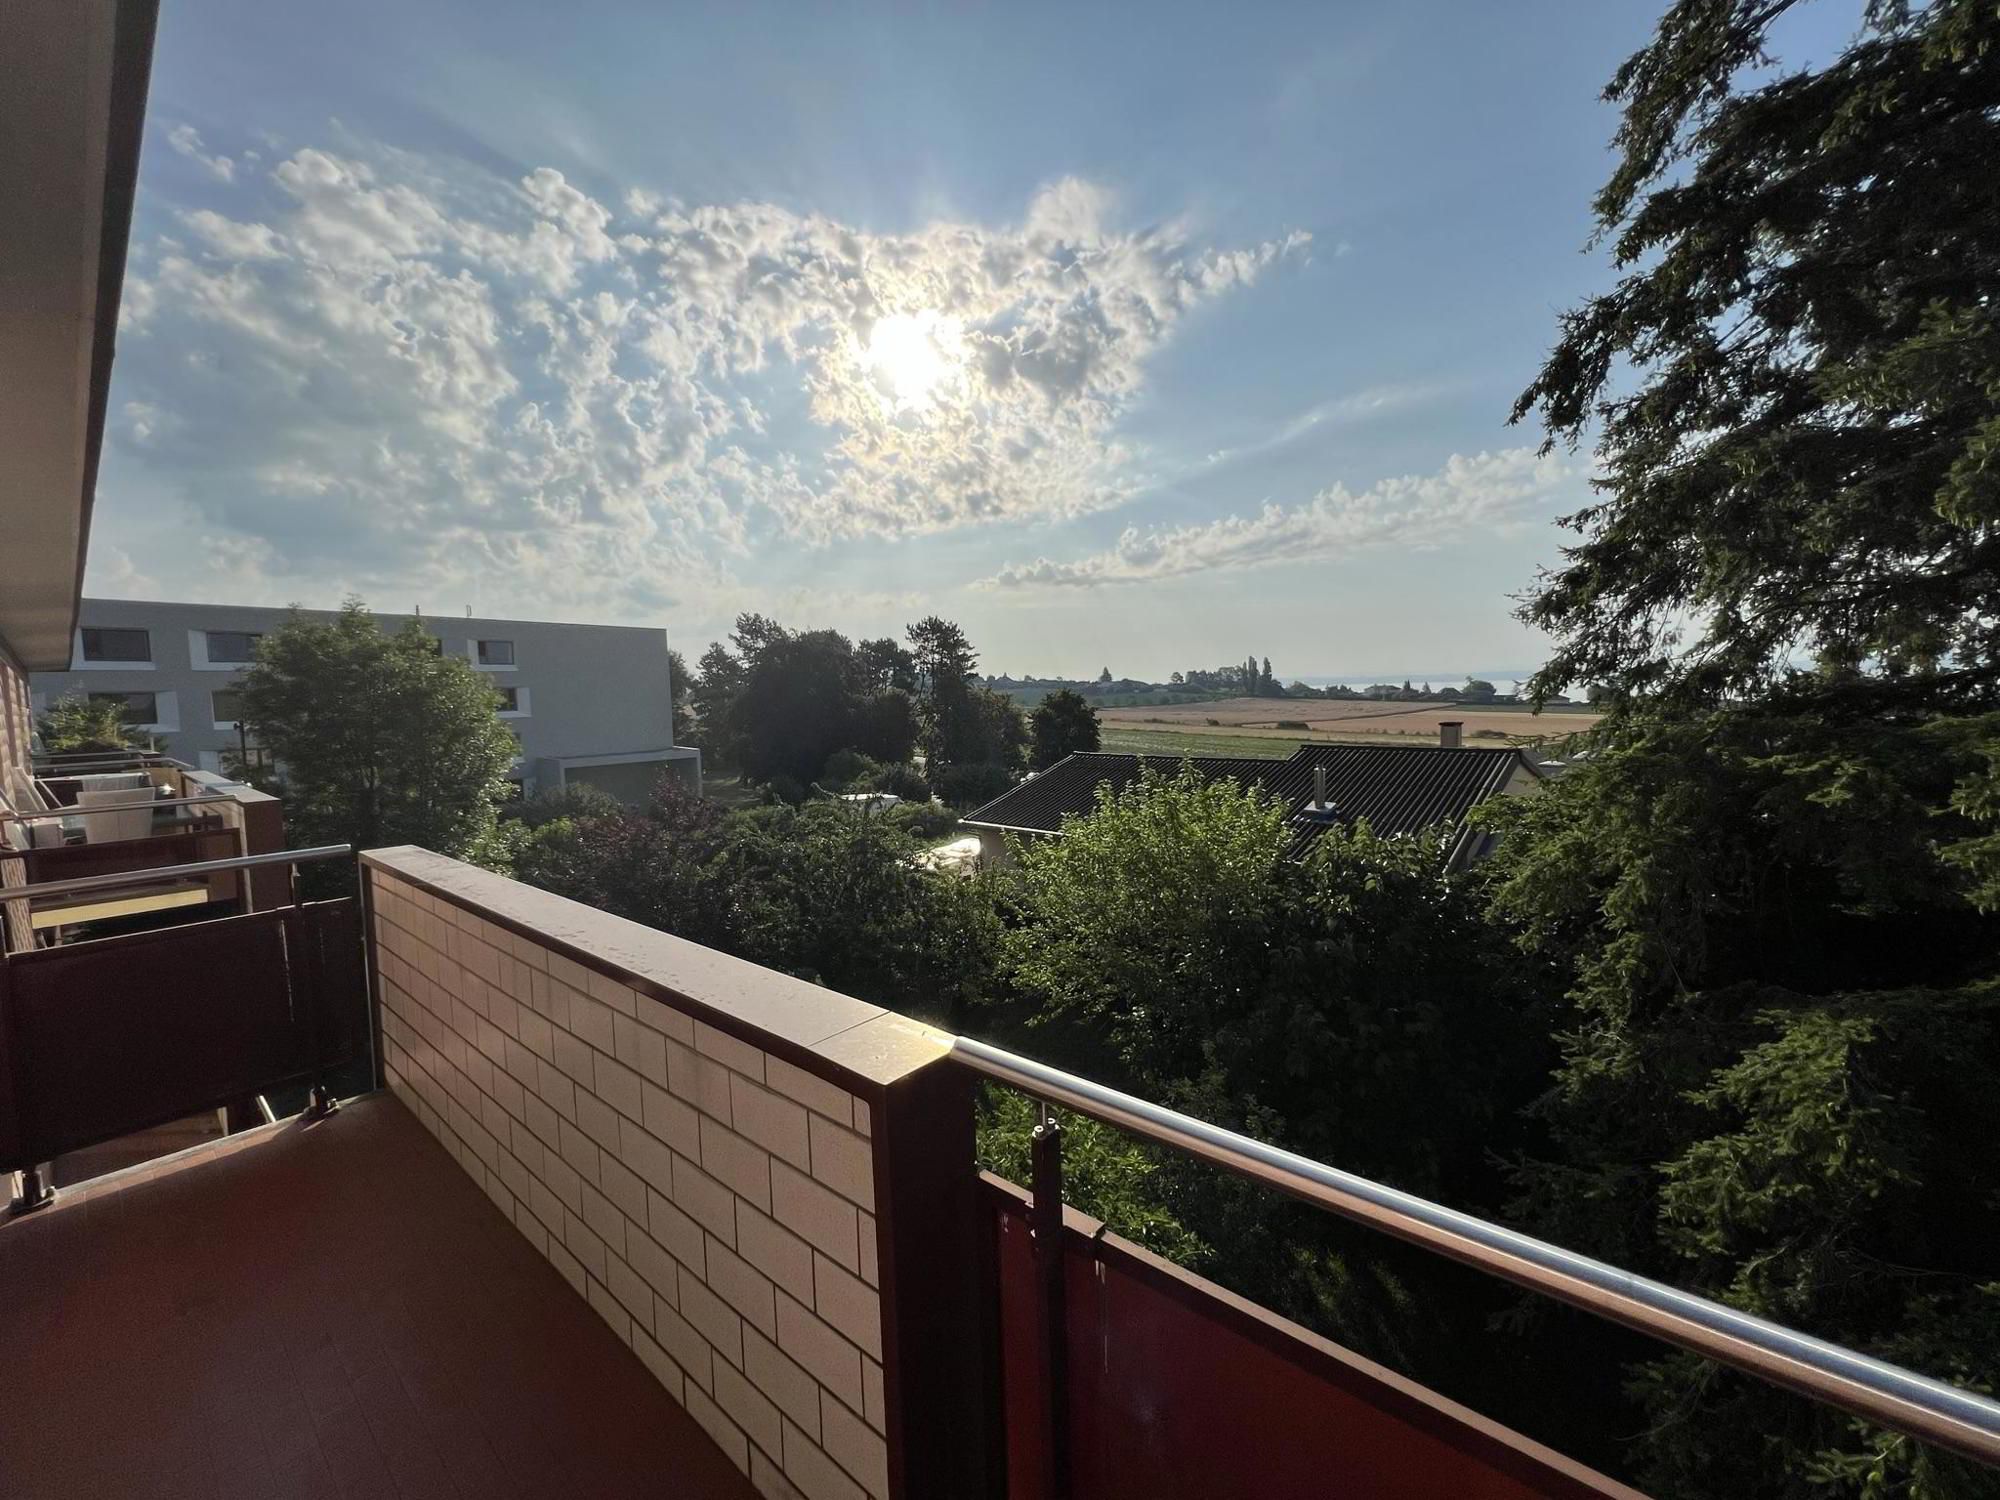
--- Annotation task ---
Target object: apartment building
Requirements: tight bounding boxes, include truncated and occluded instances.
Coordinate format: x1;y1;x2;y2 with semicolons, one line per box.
33;598;701;800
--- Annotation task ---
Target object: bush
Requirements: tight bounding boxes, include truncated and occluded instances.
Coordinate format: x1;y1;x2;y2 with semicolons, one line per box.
1206;718;1221;726
503;784;621;829
936;761;1014;808
886;801;960;841
819;748;878;790
1276;720;1310;730
861;761;932;801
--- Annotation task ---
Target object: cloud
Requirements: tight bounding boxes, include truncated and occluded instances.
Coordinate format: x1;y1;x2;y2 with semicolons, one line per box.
980;448;1582;588
166;124;235;183
111;138;1302;621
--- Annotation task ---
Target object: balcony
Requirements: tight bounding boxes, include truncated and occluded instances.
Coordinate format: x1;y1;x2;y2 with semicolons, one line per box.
2;750;286;946
4;844;1996;1500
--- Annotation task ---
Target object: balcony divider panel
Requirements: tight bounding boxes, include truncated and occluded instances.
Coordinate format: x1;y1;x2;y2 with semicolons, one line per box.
0;899;362;1171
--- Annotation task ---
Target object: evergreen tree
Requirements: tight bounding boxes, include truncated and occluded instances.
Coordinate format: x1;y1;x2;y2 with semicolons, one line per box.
1493;3;2000;1492
1029;689;1101;770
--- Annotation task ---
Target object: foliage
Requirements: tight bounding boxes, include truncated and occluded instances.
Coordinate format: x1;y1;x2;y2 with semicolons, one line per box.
1493;5;2000;1486
35;691;137;754
988;768;1551;1385
1029;688;1101;769
975;1088;1206;1262
502;783;621;830
858;759;932;802
668;647;697;746
908;615;1027;773
1514;0;2000;713
235;600;519;861
935;761;1014;809
518;779;1000;1025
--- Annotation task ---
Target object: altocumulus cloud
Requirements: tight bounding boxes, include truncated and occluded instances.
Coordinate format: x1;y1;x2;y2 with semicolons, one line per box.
113;134;1304;616
980;449;1582;589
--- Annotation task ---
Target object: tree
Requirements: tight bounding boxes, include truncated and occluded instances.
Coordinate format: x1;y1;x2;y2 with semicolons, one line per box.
235;600;520;861
35;691;138;754
1260;657;1278;696
519;779;1000;1025
1496;2;2000;1491
667;647;696;745
1029;689;1101;770
858;637;918;693
1459;678;1496;703
1097;666;1113;684
991;768;1551;1396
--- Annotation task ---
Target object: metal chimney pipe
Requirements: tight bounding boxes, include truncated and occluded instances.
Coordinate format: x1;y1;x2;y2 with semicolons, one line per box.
1314;763;1328;808
1439;721;1463;750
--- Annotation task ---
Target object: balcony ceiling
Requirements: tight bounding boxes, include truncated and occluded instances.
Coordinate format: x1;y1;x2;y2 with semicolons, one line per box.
0;0;154;670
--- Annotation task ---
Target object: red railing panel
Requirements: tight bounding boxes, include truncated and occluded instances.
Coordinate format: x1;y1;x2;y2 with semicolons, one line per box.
985;1176;1640;1500
0;901;363;1172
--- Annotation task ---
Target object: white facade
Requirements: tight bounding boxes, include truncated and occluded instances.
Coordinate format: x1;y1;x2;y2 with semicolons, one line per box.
33;599;700;800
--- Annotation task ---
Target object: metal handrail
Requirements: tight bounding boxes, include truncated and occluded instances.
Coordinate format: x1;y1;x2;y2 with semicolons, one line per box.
952;1034;2000;1469
0;845;353;904
1;794;232;826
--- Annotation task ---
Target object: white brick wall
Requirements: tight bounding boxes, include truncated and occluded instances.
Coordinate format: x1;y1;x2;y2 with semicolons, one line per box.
370;872;889;1500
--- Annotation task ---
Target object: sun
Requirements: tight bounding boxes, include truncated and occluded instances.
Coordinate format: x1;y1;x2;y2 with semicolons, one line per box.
864;310;958;413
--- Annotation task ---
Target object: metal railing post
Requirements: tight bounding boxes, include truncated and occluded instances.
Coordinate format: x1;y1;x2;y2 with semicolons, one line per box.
1030;1103;1070;1500
291;865;337;1120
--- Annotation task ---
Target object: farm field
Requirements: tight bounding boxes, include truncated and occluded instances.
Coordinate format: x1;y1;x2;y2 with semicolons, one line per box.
1098;696;1601;749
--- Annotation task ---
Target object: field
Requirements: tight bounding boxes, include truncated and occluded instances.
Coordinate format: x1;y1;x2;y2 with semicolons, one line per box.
1098;696;1600;752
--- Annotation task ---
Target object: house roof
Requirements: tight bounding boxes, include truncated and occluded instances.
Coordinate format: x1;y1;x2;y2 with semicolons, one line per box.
962;743;1536;864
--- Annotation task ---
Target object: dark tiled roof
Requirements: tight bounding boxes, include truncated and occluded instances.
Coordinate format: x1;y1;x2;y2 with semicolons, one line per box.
963;744;1535;864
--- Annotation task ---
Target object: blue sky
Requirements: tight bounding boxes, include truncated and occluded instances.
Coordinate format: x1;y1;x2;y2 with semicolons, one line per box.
92;1;1854;682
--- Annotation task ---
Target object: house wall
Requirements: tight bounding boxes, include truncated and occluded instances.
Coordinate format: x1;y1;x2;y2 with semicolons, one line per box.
32;598;688;796
0;639;31;795
363;847;988;1500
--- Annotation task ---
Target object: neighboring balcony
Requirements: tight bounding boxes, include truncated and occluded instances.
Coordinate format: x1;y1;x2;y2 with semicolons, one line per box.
3;845;1996;1500
1;749;286;947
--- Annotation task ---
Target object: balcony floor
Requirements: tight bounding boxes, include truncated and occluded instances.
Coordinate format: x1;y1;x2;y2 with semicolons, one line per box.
0;1093;758;1500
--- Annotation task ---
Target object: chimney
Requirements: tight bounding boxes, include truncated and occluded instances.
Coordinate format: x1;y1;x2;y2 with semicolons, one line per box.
1314;763;1328;810
1439;721;1463;750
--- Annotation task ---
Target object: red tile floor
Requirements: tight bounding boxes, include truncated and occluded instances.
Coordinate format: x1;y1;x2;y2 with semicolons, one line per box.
0;1094;758;1500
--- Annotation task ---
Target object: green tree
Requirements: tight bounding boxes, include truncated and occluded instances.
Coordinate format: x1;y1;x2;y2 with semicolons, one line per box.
989;768;1551;1392
1497;3;2000;1491
35;691;138;754
235;600;520;861
667;647;696;745
1028;689;1101;770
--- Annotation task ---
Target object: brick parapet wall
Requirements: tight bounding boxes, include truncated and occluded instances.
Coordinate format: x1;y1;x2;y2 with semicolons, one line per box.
361;847;984;1500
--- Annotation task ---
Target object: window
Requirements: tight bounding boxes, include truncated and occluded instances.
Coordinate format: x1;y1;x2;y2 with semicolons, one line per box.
495;687;521;712
205;630;262;663
80;627;151;663
213;689;243;723
227;746;275;774
476;639;516;666
90;690;158;724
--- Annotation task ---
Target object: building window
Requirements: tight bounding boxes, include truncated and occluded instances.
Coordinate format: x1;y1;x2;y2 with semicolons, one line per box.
205;630;262;663
213;689;243;724
80;627;151;663
495;687;520;712
476;639;515;666
90;690;158;725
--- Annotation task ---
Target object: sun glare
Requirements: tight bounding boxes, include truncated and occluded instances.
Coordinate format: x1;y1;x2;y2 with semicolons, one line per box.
865;310;957;413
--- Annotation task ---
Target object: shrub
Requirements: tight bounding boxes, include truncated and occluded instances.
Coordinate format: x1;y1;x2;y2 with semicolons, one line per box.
1276;720;1310;730
861;761;932;801
820;748;878;789
936;761;1014;808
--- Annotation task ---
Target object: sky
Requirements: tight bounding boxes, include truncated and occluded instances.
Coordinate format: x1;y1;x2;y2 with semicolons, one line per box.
93;0;1855;683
